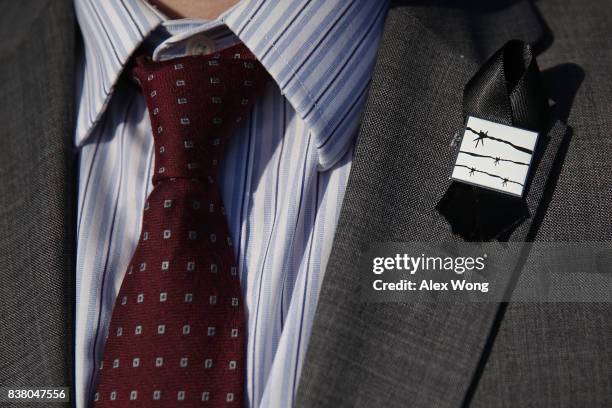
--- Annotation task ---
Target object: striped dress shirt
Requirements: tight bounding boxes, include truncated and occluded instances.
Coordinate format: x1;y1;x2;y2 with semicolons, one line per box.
73;0;388;407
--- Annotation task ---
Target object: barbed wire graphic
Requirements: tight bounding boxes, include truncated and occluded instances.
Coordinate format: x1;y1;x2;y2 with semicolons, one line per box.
458;151;529;166
454;164;524;187
466;127;533;155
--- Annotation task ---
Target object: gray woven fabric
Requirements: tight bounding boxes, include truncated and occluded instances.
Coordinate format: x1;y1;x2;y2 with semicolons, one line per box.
296;1;612;407
0;0;75;406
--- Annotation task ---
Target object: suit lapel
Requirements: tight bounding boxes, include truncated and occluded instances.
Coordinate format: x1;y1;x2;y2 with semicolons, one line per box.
0;0;76;392
297;2;567;407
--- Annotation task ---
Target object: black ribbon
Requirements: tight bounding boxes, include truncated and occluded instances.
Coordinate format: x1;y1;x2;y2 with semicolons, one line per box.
437;40;549;241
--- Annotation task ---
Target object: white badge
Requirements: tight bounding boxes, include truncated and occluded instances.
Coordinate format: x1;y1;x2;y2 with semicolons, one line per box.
451;116;538;197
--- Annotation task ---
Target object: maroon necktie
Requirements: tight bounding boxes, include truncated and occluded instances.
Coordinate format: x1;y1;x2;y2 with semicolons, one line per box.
94;43;268;407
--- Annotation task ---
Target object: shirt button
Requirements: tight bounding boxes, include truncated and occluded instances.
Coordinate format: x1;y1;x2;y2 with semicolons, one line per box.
186;34;216;56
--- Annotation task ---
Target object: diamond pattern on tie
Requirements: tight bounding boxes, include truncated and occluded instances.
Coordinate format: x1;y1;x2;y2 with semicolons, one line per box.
94;43;268;407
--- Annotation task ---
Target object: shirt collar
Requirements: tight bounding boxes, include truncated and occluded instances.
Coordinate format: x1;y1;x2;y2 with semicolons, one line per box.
75;0;388;170
74;0;163;145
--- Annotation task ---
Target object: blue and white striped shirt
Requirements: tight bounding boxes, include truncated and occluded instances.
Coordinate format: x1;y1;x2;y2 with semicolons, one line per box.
73;1;388;407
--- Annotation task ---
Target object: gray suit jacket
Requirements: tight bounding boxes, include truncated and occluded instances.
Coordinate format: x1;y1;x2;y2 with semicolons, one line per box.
0;1;610;407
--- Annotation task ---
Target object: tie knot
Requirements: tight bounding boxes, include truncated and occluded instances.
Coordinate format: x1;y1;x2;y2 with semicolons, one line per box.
132;43;268;183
